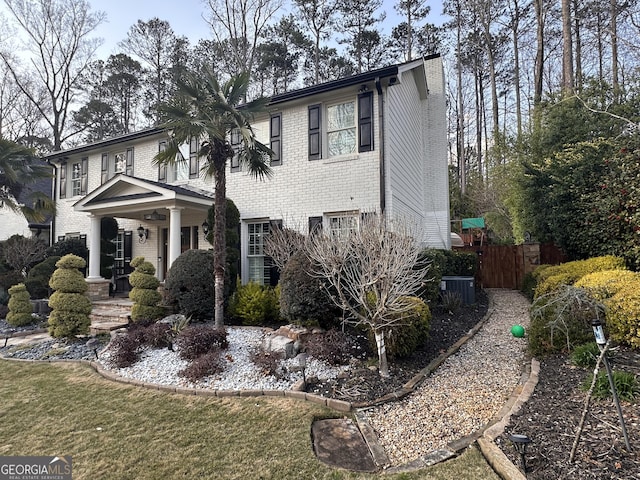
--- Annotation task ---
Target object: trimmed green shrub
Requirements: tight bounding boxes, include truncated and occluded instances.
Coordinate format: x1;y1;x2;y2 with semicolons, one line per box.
128;256;163;322
165;249;215;321
574;269;640;301
528;285;603;356
7;283;33;326
204;199;241;299
279;250;340;328
48;254;91;338
368;296;431;359
229;280;279;326
582;370;639;402
25;256;60;299
604;282;640;348
534;256;626;299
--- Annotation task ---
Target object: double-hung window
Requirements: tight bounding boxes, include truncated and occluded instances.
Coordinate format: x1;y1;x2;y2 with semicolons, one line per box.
247;221;270;285
308;91;374;160
328;213;358;238
101;148;134;184
71;162;82;196
59;157;88;199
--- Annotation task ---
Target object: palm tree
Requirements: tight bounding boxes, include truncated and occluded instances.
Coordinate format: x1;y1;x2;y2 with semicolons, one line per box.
156;69;272;327
0;138;55;223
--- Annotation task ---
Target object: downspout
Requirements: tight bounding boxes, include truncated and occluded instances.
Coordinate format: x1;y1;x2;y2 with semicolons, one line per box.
46;158;55;246
375;77;386;214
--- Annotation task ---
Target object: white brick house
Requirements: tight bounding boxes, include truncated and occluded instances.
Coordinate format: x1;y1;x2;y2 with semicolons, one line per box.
44;55;450;299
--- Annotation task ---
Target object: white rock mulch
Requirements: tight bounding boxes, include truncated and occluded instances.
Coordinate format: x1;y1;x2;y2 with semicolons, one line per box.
98;326;347;391
359;289;531;466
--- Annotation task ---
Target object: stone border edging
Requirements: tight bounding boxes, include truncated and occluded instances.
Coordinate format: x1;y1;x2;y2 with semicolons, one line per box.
1;328;48;340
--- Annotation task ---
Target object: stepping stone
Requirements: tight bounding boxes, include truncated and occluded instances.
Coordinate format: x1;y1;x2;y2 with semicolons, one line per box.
311;418;377;472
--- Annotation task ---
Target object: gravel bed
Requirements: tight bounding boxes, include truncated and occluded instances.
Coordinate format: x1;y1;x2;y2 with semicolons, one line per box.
360;289;531;466
99;326;348;390
0;337;108;361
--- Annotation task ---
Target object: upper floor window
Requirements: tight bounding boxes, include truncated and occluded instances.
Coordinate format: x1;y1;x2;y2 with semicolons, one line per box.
327;101;356;157
308;91;373;161
59;158;87;199
157;140;191;183
270;114;281;166
101;148;133;184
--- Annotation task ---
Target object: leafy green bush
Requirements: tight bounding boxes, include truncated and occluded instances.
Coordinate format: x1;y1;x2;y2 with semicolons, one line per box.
582;370;639;402
128;256;163;322
442;250;478;276
574;269;640;301
417;249;447;303
604;282;640;348
165;250;215;321
229;280;279;326
175;325;228;360
46;238;88;266
528;286;603;356
47;254;91;338
6;283;33;326
25;256;60;299
368;296;431;359
533;256;626;299
571;342;602;368
279;250;340;328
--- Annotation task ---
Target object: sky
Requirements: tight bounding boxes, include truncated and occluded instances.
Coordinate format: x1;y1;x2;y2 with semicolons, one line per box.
90;0;447;60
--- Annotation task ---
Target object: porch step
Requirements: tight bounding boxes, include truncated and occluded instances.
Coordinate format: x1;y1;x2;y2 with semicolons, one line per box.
90;299;132;334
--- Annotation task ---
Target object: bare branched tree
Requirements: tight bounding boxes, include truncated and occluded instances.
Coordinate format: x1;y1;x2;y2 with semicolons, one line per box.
305;214;429;378
3;235;47;276
263;226;306;270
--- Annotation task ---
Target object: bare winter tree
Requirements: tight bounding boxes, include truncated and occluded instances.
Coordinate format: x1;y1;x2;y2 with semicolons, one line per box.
3;235;47;276
0;0;106;150
305;214;429;378
263;226;307;270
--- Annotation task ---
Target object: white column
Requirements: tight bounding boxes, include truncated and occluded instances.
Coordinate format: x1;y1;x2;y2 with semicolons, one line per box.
87;214;102;279
168;207;182;269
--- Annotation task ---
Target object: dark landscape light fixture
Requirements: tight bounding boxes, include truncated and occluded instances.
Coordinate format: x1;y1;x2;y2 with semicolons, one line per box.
508;433;531;473
143;209;166;221
202;219;210;235
137;225;149;243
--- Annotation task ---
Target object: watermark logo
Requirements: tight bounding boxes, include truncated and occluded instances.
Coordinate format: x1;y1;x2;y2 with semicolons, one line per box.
0;456;72;480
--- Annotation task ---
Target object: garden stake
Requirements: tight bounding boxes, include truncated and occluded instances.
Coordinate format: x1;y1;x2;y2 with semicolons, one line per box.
592;319;632;452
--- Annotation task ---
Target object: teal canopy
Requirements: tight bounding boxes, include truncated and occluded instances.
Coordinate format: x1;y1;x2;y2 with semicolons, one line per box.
462;217;485;229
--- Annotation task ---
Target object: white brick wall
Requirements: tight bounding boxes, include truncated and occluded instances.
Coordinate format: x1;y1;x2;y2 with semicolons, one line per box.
50;57;449;282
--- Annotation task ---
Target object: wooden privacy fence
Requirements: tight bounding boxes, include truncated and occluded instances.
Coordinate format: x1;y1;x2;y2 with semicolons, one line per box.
453;243;567;290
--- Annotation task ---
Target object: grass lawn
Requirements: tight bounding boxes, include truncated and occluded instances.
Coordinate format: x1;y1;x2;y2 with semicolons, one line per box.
0;360;499;480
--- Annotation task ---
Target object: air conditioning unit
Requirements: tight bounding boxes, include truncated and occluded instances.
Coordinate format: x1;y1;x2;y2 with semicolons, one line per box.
440;276;475;305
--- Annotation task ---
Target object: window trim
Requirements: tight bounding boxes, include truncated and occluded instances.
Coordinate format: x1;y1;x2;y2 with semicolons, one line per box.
270;113;282;166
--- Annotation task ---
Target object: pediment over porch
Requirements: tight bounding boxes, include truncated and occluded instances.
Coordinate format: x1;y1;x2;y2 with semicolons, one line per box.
73;174;215;219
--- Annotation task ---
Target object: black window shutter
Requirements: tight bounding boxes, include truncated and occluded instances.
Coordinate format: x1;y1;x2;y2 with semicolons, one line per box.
189;136;199;178
270;114;282;166
81;157;88;194
123;231;133;274
308;104;321;160
308;216;323;234
100;153;108;184
358;92;374;152
59;162;67;199
158;142;167;181
126;148;134;176
230;129;241;172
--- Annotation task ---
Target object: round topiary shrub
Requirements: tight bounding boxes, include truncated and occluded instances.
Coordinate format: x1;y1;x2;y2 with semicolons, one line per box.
604;281;640;348
128;256;163;322
279;250;340;329
48;254;92;338
165;249;215;321
7;283;33;326
368;296;432;359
